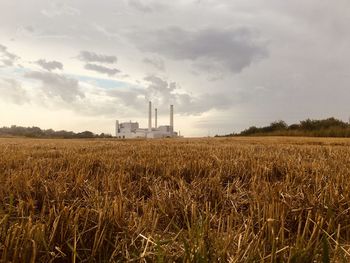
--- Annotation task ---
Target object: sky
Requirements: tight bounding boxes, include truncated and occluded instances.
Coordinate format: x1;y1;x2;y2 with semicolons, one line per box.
0;0;349;137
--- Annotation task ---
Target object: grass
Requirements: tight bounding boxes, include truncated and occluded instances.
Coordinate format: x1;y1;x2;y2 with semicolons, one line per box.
0;137;350;262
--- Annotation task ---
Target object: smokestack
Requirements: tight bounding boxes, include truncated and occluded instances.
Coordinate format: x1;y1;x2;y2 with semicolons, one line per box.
155;108;158;128
170;104;174;135
148;101;152;131
115;120;119;136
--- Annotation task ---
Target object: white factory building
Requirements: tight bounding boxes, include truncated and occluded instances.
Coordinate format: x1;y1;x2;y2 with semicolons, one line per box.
115;101;179;139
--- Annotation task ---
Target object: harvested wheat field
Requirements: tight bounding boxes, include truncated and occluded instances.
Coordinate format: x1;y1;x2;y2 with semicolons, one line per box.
1;137;350;262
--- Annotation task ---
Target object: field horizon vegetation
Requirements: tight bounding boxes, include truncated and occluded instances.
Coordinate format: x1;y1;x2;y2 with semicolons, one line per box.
2;117;350;140
1;136;350;262
219;117;350;138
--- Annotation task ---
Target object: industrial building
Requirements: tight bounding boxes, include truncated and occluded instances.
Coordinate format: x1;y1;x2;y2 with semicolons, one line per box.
115;101;179;139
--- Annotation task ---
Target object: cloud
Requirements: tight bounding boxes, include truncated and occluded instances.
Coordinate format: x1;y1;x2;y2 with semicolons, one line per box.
41;2;80;18
128;0;165;13
107;86;146;111
143;57;165;71
0;44;19;67
36;59;63;71
84;63;121;76
130;26;267;74
24;71;84;103
128;0;153;13
106;75;230;116
0;79;28;104
78;51;117;64
142;75;232;115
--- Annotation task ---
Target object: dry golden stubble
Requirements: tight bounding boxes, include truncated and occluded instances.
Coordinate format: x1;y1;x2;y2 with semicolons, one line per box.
0;137;350;262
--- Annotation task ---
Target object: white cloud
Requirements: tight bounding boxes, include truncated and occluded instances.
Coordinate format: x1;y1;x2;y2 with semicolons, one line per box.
0;79;28;104
41;2;80;18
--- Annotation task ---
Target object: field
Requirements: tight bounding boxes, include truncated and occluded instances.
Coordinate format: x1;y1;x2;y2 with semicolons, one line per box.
1;137;350;262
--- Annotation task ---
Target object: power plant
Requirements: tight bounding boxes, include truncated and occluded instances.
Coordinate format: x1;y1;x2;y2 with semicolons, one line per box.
115;101;179;139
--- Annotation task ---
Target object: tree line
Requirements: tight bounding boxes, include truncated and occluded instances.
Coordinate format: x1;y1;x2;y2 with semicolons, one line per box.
0;125;113;139
219;117;350;137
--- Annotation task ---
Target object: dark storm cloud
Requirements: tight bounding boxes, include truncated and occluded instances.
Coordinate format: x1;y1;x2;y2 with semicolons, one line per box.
84;63;121;76
36;59;63;71
0;79;27;104
0;44;19;67
130;27;267;74
78;51;117;64
143;57;165;71
25;71;84;102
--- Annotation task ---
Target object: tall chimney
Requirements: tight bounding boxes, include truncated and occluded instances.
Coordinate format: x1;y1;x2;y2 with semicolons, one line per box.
148;101;152;131
155;108;158;128
115;120;119;136
170;104;174;135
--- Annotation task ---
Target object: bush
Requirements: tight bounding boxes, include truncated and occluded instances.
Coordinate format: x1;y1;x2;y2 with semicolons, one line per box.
222;117;350;138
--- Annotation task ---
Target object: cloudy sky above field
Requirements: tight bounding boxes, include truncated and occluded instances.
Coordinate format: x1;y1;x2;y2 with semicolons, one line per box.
0;0;349;136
